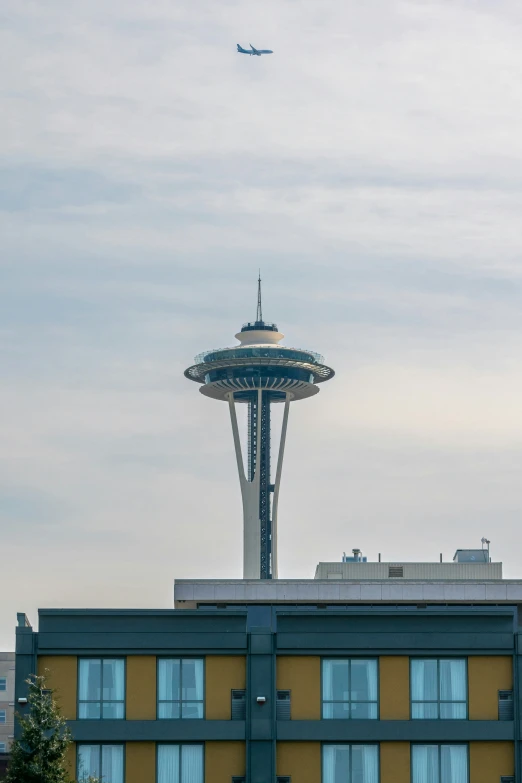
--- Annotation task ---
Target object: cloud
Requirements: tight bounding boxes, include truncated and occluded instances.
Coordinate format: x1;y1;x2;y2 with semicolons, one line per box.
1;0;522;648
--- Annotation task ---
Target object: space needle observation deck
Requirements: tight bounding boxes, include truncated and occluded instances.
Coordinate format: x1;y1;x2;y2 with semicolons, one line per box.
184;279;335;579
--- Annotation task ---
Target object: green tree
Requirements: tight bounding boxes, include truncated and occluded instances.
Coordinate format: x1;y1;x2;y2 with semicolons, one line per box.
6;673;99;783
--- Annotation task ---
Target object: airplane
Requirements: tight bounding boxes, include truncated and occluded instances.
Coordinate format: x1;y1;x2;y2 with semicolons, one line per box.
237;43;273;56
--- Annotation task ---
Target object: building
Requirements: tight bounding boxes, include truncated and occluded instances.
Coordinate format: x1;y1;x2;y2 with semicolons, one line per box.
184;278;334;579
14;553;522;783
0;652;15;778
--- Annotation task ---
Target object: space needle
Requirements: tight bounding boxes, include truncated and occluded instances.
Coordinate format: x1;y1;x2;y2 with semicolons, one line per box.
184;278;335;579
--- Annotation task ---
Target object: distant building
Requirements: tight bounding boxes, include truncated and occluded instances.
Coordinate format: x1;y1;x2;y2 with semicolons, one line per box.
0;652;15;778
315;547;502;581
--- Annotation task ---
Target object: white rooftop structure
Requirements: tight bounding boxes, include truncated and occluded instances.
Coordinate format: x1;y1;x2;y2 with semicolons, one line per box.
174;576;522;608
314;561;502;581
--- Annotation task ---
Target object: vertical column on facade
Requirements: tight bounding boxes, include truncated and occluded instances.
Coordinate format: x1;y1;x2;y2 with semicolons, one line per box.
13;614;36;738
246;626;276;783
515;640;522;783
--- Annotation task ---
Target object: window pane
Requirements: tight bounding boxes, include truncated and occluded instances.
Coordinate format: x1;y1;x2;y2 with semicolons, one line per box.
439;660;466;703
78;745;100;781
159;660;180;702
440;745;468;783
440;702;466;720
323;660;349;702
351;745;378;783
79;702;101;720
159;702;181;719
411;660;438;702
412;745;439;783
412;702;438;719
351;660;377;703
103;702;125;719
181;702;204;719
79;660;101;702
101;745;124;783
102;660;125;701
323;702;349;720
0;678;6;691
181;745;203;783
351;702;377;720
323;745;350;783
181;660;203;702
158;745;180;783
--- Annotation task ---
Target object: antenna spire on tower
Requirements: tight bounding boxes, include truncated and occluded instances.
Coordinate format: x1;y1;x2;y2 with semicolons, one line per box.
257;271;263;323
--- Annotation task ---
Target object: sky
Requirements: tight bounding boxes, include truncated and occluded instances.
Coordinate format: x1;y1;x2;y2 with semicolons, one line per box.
1;0;522;650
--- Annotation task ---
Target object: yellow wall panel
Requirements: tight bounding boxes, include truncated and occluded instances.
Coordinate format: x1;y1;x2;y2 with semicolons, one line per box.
276;657;321;720
126;656;157;720
470;742;514;783
380;657;410;720
205;742;245;783
468;656;512;719
37;655;77;719
206;657;246;719
277;742;321;783
65;743;76;779
380;742;410;783
126;742;156;783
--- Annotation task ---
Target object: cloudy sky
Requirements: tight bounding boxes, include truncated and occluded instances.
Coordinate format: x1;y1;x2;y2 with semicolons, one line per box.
2;0;522;649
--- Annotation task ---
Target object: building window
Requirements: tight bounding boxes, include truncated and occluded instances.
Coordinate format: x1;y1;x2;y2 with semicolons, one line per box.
323;744;378;783
0;711;5;724
0;743;6;753
157;744;203;783
412;744;468;783
77;744;124;783
158;659;204;719
411;659;467;719
78;659;125;719
322;659;378;719
0;678;6;691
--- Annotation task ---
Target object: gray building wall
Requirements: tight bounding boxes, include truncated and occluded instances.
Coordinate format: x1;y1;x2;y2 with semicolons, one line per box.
315;561;503;580
0;652;15;753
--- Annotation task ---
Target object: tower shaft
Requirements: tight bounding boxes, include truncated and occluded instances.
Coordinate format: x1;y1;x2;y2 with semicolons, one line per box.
248;392;272;578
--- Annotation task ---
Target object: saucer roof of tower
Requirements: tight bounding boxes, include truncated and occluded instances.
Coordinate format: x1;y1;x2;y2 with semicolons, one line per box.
184;325;334;402
184;277;334;402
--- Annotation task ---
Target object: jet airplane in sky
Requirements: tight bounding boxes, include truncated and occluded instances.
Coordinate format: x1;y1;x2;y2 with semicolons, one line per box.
237;44;273;56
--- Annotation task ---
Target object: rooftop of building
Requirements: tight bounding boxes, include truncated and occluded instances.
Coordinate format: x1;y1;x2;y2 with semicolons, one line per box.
173;543;517;607
173;576;522;608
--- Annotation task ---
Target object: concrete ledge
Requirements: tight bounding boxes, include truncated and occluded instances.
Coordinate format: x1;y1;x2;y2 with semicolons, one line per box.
67;719;245;742
276;719;515;742
174;579;522;606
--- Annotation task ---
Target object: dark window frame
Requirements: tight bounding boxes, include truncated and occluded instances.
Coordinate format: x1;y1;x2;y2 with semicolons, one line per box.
156;743;205;783
156;657;205;720
77;657;126;721
410;742;469;783
321;742;380;782
321;658;379;719
410;658;468;720
76;742;125;783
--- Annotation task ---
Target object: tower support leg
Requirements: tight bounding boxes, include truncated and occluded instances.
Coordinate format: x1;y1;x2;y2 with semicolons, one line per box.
226;390;291;580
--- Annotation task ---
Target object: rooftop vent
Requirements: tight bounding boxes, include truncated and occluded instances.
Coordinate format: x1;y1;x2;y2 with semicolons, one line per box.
388;565;404;578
